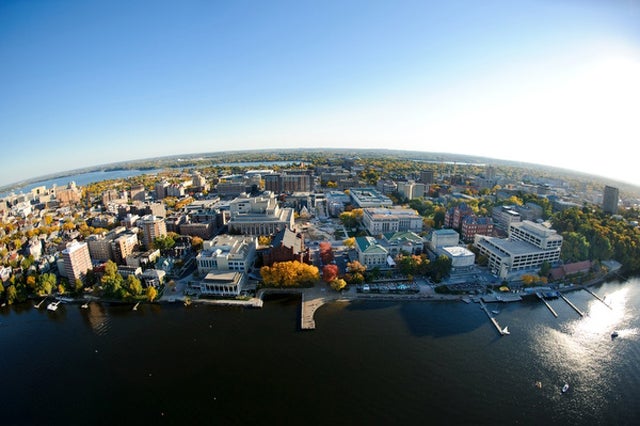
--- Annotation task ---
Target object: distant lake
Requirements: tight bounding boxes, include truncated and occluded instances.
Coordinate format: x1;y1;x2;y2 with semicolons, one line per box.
1;169;163;198
2;161;301;198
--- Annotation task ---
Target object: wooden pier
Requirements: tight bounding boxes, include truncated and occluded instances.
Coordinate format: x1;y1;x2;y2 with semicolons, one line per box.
559;294;584;317
479;301;509;336
583;287;612;309
537;293;558;318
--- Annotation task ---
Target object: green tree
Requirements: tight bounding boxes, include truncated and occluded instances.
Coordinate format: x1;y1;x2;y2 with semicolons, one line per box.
561;232;590;262
102;260;124;298
36;273;57;296
153;234;176;251
6;285;17;305
125;274;143;297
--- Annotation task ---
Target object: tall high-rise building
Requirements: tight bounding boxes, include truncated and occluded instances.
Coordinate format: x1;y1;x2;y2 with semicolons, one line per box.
130;184;146;202
62;241;92;284
602;185;619;214
139;215;167;249
420;170;435;185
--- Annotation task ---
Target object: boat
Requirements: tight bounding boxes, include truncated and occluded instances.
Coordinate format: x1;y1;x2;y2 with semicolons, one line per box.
502;326;510;335
562;383;569;393
535;381;542;389
47;301;61;311
611;330;619;338
491;310;500;315
132;302;140;311
81;302;89;309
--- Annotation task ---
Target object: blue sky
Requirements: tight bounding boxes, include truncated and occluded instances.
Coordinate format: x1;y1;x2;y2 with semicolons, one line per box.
1;0;639;187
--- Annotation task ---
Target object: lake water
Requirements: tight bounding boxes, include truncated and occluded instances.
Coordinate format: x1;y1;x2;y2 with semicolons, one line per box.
1;278;639;425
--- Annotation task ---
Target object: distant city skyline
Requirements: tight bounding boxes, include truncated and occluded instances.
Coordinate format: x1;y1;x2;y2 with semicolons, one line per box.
1;1;639;188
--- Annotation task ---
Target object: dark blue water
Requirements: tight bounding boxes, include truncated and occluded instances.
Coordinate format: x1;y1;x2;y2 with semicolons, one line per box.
1;279;639;425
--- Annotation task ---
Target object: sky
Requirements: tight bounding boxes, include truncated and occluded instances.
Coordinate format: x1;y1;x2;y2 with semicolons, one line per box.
1;0;640;188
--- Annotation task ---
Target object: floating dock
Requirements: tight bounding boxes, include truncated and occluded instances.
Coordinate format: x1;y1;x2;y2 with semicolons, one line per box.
559;293;584;317
583;287;612;309
536;293;558;318
479;301;509;336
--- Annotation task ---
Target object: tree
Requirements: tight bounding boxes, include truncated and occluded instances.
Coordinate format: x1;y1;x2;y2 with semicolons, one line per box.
153;234;176;251
322;264;339;283
330;278;347;292
36;273;57;296
319;241;334;264
343;237;356;249
430;255;452;283
74;279;84;294
146;286;158;302
6;285;17;305
345;260;367;284
126;275;143;297
102;260;124;298
258;235;272;246
191;236;204;251
561;232;590;262
260;261;320;287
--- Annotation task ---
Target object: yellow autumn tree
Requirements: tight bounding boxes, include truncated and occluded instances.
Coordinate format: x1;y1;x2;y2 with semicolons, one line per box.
260;261;319;287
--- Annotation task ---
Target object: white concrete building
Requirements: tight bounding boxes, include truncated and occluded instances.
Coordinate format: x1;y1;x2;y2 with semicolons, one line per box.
227;192;294;235
474;220;563;279
362;207;423;235
355;236;391;268
196;235;257;275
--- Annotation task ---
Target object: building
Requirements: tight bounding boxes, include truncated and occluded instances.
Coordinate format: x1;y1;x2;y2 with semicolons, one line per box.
460;216;494;243
362;207;423;235
396;181;426;200
439;246;475;269
197;271;244;297
111;232;139;264
263;227;309;266
420;170;435;185
355;236;391;268
428;229;460;251
349;188;393;208
264;173;312;193
227;192;294;235
196;235;257;275
130;184;146;202
55;182;82;205
139;215;167;249
474;220;562;279
492;205;521;233
444;203;475;229
155;180;169;200
380;231;424;257
602;185;619;214
61;241;92;284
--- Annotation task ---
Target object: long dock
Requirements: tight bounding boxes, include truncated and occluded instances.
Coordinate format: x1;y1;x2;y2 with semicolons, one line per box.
479;301;509;336
583;287;612;309
559;293;584;317
536;293;558;318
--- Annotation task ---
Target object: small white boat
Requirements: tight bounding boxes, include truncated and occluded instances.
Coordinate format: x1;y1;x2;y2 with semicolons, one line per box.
502;326;510;335
47;301;61;311
81;302;89;309
562;383;569;393
491;310;500;315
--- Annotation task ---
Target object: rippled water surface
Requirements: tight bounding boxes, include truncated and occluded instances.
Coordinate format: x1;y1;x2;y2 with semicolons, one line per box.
1;280;639;425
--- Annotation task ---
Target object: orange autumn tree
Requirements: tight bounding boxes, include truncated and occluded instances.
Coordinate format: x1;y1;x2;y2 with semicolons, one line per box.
322;264;339;283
